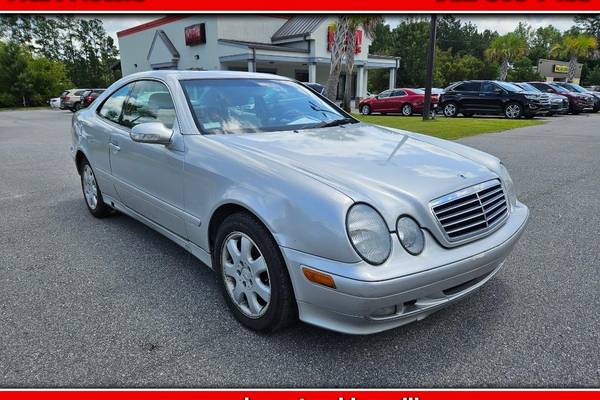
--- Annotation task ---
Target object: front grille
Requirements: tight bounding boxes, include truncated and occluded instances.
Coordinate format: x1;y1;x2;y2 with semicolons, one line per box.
431;180;509;242
539;94;551;105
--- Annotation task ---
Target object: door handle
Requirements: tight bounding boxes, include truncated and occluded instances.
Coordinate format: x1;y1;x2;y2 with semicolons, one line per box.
109;142;120;153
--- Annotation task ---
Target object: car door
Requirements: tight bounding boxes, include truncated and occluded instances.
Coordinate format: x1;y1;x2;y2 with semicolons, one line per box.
388;90;407;111
479;82;505;112
450;82;481;112
85;83;136;200
372;90;392;112
108;79;187;238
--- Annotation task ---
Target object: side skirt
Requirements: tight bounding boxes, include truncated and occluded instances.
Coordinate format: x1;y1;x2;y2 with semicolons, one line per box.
102;194;213;269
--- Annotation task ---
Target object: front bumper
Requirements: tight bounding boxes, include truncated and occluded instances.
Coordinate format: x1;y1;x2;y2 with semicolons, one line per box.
281;202;529;335
524;102;550;115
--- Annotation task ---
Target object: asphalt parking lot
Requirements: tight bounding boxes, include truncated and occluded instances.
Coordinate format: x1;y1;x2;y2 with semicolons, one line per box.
1;109;599;387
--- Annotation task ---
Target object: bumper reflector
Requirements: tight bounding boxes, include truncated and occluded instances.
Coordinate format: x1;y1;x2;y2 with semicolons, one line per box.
302;267;336;289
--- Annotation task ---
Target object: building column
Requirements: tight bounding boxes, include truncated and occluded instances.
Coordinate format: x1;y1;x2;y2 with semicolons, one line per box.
308;63;317;83
248;59;256;73
388;67;397;89
356;66;364;102
363;68;369;96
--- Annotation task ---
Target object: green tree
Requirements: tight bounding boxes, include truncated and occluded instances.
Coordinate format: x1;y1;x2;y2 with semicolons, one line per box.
507;57;543;82
485;32;529;80
575;15;600;39
550;34;598;81
529;25;562;62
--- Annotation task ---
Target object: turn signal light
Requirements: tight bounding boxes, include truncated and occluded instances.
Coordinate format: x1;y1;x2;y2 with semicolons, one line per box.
302;267;336;289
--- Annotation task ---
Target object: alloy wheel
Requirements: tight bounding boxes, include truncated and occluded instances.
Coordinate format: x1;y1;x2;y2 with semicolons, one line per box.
444;103;456;117
402;104;412;116
361;105;370;115
505;104;521;119
82;165;98;210
221;232;271;319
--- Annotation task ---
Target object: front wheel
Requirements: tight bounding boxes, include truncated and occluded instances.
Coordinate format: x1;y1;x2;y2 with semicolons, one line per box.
401;103;413;116
360;104;371;115
504;102;522;119
80;160;112;218
443;102;459;117
214;212;297;333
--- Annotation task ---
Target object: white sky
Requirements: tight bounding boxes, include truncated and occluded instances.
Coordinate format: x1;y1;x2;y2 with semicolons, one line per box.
98;15;578;49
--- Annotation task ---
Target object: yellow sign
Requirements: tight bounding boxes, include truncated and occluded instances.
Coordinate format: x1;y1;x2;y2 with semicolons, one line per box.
553;64;569;74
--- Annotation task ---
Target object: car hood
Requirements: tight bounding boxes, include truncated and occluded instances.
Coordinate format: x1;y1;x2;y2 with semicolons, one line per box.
208;123;498;226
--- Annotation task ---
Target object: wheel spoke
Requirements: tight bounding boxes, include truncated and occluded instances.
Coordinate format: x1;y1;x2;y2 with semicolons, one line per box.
232;281;245;303
222;261;237;278
240;236;252;262
226;239;241;264
249;255;267;275
253;282;270;303
247;292;262;315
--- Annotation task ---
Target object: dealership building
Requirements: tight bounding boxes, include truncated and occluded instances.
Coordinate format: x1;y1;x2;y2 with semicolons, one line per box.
116;15;400;99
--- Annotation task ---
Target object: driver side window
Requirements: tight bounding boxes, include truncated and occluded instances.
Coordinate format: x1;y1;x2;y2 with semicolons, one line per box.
121;80;176;129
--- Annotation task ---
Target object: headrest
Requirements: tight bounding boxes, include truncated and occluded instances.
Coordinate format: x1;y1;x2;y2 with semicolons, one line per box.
148;92;174;109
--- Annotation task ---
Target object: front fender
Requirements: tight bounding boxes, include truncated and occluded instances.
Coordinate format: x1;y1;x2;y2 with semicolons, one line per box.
183;135;361;264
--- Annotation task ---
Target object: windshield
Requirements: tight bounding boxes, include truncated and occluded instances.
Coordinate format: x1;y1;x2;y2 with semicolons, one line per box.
496;81;523;92
550;84;569;93
180;79;352;134
564;83;587;93
516;83;541;93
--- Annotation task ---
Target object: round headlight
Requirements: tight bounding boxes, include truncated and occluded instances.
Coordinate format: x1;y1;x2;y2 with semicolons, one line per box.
346;203;391;265
497;162;517;209
396;216;425;255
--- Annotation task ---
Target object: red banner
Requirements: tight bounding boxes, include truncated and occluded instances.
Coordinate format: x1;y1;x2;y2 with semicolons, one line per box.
1;391;599;400
0;0;599;11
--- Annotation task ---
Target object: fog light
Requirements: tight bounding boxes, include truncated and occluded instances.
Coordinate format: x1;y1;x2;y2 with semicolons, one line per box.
371;305;397;318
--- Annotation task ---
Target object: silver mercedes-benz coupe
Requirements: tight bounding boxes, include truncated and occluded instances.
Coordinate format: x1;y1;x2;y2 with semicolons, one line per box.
70;70;529;335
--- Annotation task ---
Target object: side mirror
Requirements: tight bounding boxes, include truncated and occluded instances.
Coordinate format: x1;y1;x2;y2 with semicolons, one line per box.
130;122;173;145
494;88;503;94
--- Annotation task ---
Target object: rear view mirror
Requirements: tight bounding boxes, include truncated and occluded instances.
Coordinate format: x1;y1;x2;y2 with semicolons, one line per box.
130;122;173;145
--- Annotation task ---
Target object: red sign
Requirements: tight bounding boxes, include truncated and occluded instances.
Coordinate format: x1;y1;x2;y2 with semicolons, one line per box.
184;23;206;46
327;25;363;54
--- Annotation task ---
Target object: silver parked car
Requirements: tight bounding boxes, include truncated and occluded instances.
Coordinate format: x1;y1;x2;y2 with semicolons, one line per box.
71;71;529;335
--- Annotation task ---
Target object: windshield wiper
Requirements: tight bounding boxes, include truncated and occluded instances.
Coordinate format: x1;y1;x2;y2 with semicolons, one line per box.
315;117;355;128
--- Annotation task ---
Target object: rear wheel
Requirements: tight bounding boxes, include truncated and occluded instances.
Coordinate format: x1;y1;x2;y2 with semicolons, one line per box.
80;160;112;218
443;102;459;117
214;212;297;333
504;102;522;119
401;103;413;116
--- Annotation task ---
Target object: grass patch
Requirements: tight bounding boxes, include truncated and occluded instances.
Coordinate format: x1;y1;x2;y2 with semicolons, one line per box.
353;114;545;140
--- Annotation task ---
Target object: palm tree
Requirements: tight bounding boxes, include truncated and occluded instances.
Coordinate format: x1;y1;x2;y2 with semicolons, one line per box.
340;16;383;112
325;17;349;102
550;34;598;81
485;32;528;81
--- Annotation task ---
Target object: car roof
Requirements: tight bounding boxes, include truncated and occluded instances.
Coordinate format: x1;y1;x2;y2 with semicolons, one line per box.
124;70;293;81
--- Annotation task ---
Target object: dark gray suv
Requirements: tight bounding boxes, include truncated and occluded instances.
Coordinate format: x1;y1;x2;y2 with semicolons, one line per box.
440;80;550;119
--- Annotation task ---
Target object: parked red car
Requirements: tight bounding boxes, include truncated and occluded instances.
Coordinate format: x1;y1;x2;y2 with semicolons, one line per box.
359;88;439;116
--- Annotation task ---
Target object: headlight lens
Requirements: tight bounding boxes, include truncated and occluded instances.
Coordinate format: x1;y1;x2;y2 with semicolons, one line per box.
396;216;425;255
346;204;391;265
524;95;539;100
498;162;517;209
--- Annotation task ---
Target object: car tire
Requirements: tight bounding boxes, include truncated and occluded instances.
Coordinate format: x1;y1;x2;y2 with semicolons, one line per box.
401;103;413;116
360;105;371;115
214;212;297;333
504;102;522;119
443;102;459;118
80;159;112;218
